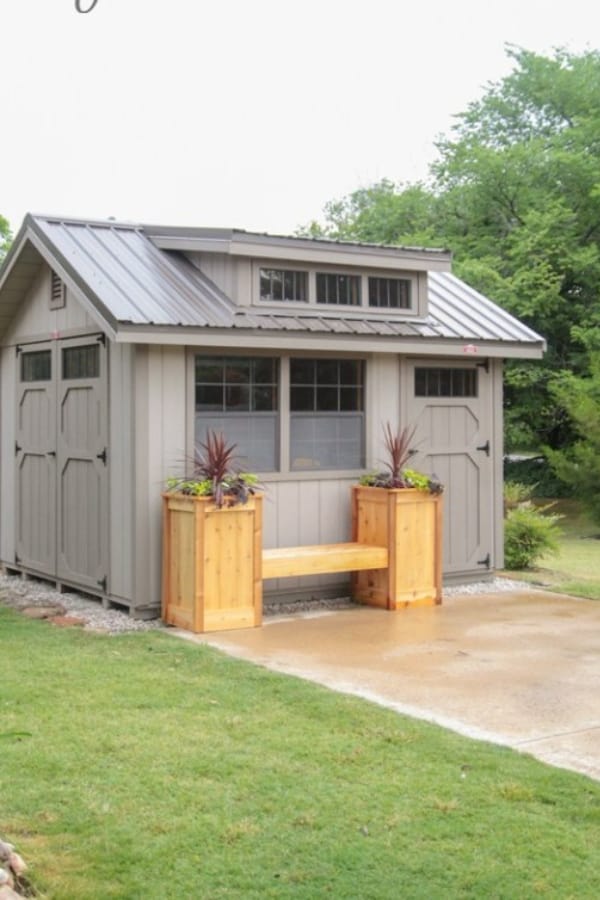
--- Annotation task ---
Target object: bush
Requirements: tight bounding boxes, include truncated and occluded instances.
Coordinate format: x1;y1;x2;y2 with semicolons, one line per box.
504;502;562;569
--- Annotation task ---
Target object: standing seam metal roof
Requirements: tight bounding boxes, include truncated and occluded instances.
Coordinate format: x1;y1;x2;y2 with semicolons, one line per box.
16;216;544;348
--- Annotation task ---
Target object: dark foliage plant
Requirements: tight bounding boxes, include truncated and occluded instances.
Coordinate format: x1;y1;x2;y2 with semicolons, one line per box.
360;423;443;494
166;430;259;508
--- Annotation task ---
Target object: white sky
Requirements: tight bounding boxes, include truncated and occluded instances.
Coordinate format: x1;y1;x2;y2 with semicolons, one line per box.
1;0;598;236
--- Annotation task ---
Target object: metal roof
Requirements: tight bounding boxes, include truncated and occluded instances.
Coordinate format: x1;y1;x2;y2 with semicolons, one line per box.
0;215;545;354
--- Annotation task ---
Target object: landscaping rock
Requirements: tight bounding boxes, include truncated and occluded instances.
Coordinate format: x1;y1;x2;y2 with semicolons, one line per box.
0;838;28;900
50;615;87;628
0;887;24;900
21;604;66;619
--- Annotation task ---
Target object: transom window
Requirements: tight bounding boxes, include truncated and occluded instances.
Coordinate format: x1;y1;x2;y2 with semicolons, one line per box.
316;273;361;306
260;268;307;302
369;276;411;309
415;367;478;398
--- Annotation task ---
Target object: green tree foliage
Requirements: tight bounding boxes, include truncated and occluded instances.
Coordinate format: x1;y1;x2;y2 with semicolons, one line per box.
301;47;600;453
546;355;600;523
0;214;11;263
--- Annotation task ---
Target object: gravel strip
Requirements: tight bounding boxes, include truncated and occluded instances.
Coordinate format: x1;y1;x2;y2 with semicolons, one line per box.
0;572;538;634
0;573;163;634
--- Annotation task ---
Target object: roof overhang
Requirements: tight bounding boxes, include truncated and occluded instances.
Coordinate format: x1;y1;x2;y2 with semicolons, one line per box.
0;216;119;343
112;323;545;359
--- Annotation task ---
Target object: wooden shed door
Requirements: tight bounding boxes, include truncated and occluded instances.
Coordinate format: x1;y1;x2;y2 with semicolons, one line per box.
16;337;108;592
16;343;56;575
406;360;493;576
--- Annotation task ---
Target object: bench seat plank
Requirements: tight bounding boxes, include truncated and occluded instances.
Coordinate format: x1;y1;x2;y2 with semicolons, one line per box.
262;542;388;580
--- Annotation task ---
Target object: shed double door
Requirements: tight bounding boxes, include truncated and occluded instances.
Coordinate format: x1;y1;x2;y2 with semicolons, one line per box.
405;359;493;577
15;336;108;592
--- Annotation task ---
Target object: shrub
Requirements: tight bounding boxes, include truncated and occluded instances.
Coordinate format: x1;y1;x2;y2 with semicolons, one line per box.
504;501;562;569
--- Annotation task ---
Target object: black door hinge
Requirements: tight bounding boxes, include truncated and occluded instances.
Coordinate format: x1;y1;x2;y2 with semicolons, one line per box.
15;442;21;455
96;448;107;465
15;345;22;356
477;553;491;568
477;440;490;456
97;575;107;593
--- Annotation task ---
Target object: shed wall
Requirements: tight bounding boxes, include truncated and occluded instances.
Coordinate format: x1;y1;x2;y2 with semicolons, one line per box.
3;265;96;344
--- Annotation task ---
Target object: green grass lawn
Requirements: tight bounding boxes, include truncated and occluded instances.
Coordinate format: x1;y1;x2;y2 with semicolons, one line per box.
504;499;600;600
1;606;599;899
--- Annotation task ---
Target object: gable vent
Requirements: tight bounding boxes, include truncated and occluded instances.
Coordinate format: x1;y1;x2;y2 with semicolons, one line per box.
50;271;66;310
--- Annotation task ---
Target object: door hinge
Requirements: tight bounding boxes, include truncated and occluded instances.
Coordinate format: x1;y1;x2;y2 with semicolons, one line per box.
97;575;107;593
476;359;489;373
477;439;490;456
477;552;491;568
96;333;106;346
15;345;22;356
15;441;21;455
96;448;107;465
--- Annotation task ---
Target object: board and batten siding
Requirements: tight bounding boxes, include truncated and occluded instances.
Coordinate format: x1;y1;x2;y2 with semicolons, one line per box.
3;264;97;344
133;345;187;615
0;346;16;563
106;342;136;605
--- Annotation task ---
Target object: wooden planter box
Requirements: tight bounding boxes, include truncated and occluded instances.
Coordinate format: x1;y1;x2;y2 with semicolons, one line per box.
162;493;263;633
351;485;443;609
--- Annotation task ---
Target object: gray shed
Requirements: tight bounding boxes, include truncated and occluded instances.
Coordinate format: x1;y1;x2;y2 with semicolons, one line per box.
0;214;545;617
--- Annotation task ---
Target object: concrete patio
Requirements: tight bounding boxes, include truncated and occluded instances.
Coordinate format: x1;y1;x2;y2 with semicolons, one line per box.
173;589;600;781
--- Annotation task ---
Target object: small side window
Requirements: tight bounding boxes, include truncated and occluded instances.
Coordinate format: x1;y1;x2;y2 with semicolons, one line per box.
21;350;52;382
415;367;478;398
62;344;100;379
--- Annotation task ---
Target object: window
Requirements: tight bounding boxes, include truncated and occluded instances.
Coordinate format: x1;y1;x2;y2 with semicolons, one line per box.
195;356;279;471
415;367;478;398
290;359;364;470
316;273;361;306
62;344;100;379
21;350;51;382
369;276;411;309
260;268;307;302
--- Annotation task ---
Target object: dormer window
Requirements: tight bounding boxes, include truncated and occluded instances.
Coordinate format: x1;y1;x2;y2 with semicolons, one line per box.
368;276;411;309
260;268;307;302
316;272;361;307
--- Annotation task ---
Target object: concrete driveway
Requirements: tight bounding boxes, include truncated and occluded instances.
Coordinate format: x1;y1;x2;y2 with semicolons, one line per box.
175;589;600;781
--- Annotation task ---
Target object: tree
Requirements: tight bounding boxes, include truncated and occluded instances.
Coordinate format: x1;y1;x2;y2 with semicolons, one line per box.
0;214;11;263
545;355;600;523
300;47;600;453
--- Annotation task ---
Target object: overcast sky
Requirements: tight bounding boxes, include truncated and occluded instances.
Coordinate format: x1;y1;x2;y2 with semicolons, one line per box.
1;0;598;236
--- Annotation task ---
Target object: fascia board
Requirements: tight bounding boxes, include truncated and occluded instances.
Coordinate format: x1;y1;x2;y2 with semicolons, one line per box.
112;326;545;359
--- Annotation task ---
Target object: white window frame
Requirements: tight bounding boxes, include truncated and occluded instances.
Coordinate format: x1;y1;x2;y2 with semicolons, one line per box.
251;259;426;317
188;349;368;480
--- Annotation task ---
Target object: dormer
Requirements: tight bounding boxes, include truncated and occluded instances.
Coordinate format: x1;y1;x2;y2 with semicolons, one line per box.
145;227;452;321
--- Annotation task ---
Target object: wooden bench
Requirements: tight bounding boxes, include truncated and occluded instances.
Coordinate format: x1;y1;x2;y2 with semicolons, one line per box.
262;542;388;579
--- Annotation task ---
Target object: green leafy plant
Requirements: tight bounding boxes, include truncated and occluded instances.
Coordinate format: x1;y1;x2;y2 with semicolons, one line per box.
503;482;562;569
166;430;260;508
360;423;443;494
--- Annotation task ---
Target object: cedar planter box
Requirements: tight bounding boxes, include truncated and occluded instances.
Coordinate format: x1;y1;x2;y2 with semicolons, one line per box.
162;492;263;633
351;485;443;609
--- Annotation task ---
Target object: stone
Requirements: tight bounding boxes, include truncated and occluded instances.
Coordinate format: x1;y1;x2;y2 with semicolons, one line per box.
0;871;10;886
0;886;24;900
21;605;66;619
0;845;11;863
49;615;86;628
7;855;25;878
